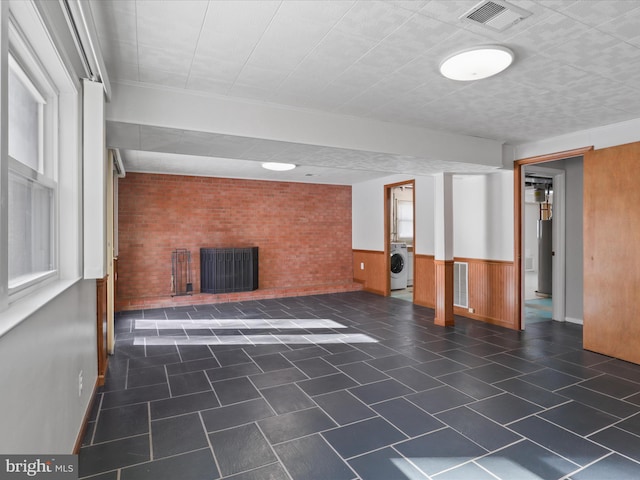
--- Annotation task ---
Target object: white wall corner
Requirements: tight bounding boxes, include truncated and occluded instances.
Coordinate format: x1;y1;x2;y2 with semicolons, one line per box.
83;79;107;279
513;116;640;160
502;143;515;169
565;316;583;325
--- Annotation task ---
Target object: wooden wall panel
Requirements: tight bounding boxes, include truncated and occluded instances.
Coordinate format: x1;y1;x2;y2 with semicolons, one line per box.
353;250;387;295
435;260;454;326
96;277;108;386
584;142;640;364
414;256;516;329
414;254;435;308
455;258;516;330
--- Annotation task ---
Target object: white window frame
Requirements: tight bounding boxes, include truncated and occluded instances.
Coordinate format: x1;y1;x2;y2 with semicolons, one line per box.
1;0;81;324
6;13;59;299
397;199;414;243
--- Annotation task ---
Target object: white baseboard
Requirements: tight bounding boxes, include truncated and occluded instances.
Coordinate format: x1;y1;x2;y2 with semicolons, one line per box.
565;316;583;325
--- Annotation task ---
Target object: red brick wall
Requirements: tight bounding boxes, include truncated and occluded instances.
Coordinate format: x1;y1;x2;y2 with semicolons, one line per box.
116;172;358;310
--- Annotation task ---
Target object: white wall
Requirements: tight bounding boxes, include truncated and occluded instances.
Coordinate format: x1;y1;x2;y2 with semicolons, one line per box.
510;117;640;161
524;202;539;271
453;171;514;261
414;176;435;255
353;171;514;262
0;280;96;453
0;0;99;454
352;174;437;255
352;174;413;251
544;156;584;323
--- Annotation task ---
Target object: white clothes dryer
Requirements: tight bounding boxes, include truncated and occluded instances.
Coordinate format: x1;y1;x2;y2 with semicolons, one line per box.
390;242;408;290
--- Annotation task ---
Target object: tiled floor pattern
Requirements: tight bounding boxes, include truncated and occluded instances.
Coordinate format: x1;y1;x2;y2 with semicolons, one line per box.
79;292;640;480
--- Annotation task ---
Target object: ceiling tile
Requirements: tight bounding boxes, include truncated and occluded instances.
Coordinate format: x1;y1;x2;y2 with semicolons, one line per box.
185;75;236;96
89;0;137;45
135;0;208;51
559;0;640;27
98;40;138;66
104;60;139;83
333;0;414;42
139;67;188;89
137;44;193;72
247;10;338;71
233;64;290;91
188;56;244;83
194;1;279;62
276;0;355;25
93;0;640;180
597;6;640;46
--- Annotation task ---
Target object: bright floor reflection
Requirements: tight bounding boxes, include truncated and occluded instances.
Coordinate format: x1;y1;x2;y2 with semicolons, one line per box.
133;317;377;345
134;318;348;329
134;333;378;346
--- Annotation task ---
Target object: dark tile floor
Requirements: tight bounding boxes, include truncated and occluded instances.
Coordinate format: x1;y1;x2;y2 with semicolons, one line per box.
79;292;640;480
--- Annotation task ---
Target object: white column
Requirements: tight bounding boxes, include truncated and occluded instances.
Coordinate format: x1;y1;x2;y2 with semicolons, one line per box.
83;79;106;279
434;173;454;261
434;173;454;326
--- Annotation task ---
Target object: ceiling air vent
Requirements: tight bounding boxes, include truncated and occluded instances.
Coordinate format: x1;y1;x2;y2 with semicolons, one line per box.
461;0;532;32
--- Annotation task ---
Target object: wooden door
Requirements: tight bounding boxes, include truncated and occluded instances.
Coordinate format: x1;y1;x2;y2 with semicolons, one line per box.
584;141;640;364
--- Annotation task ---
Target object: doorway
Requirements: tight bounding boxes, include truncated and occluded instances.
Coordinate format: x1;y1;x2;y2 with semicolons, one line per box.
385;181;415;302
523;171;554;323
521;164;565;328
515;146;593;330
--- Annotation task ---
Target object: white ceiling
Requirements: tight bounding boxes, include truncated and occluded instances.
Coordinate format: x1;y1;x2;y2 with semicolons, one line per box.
90;0;640;184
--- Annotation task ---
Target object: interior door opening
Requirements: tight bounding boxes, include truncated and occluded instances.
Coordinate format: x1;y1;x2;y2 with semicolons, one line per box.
385;181;415;302
523;173;554;324
520;164;566;329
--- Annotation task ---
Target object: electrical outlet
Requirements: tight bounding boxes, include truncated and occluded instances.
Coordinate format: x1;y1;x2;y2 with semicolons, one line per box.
468;307;475;313
78;370;83;397
360;262;365;270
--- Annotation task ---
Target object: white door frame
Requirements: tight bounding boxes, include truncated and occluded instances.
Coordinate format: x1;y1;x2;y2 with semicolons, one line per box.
521;165;566;324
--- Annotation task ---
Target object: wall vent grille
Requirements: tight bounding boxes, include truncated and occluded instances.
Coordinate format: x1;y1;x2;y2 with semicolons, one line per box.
461;0;532;32
454;262;469;308
525;256;535;271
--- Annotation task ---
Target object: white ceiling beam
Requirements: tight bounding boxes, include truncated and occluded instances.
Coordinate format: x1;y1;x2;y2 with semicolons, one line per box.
106;82;503;167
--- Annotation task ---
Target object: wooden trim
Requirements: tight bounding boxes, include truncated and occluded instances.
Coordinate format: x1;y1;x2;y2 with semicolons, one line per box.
384;179;415;297
353;249;387;296
453;306;514;329
514;162;522;330
96;276;109;386
512;146;592;331
384;184;390;296
454;257;513;265
73;378;100;454
414;254;435;308
515;146;593;165
434;259;454;326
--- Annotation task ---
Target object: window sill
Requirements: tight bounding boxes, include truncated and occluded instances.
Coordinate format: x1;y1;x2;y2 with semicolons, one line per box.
0;277;81;339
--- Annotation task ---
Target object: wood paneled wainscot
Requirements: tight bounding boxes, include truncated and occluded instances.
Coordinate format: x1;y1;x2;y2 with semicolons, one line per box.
415;255;516;330
413;255;436;308
584;141;640;365
353;250;387;295
454;258;517;330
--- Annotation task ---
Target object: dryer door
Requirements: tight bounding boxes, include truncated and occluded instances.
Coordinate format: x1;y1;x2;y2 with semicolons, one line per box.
390;253;405;274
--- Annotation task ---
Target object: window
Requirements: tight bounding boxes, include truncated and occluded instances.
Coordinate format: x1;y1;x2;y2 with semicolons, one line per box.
7;49;57;292
0;0;81;317
397;200;413;242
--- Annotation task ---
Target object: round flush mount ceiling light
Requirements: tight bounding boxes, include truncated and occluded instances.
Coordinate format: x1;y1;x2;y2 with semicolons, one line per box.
261;162;296;171
439;46;514;81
